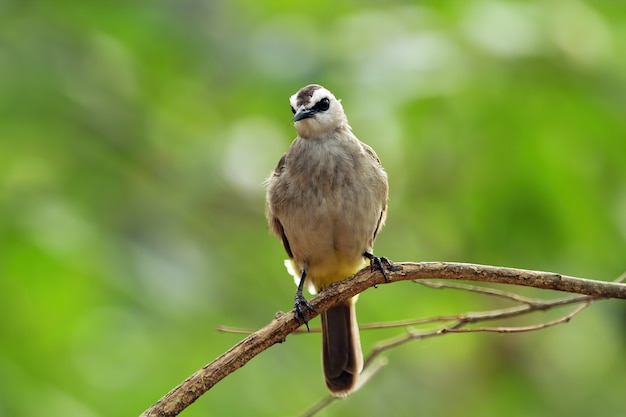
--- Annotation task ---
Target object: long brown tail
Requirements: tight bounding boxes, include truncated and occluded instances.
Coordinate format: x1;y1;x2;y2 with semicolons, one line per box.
321;299;363;396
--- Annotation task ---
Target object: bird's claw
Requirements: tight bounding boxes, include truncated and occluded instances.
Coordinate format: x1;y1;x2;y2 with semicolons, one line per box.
363;253;402;283
294;292;315;331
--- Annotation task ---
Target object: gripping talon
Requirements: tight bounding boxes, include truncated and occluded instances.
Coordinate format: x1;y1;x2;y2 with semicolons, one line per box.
294;268;315;330
381;256;403;272
294;292;315;331
363;252;400;282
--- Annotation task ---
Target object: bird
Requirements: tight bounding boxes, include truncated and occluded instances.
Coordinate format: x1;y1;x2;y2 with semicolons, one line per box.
265;84;392;396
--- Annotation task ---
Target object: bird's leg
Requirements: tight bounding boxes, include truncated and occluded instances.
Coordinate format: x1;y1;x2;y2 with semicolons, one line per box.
294;269;315;331
363;252;402;283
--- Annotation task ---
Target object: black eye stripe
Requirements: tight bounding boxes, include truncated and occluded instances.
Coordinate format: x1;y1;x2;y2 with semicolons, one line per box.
312;97;330;112
291;106;296;114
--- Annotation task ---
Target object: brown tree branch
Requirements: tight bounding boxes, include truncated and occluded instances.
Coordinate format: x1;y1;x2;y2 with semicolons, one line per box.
140;262;626;417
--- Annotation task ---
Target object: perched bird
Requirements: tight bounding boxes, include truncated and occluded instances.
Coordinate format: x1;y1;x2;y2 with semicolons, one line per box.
265;84;391;396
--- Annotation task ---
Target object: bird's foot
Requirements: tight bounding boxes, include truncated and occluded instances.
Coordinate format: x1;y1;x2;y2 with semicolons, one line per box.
294;291;316;331
363;252;402;283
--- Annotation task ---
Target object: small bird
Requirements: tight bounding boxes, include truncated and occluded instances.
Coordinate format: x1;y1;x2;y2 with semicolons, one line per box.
265;84;391;396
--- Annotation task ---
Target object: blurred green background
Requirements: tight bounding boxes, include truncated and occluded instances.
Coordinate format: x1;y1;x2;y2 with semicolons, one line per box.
1;0;625;416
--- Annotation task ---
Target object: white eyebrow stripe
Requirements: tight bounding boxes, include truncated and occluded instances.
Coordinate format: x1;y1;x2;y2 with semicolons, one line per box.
309;88;333;107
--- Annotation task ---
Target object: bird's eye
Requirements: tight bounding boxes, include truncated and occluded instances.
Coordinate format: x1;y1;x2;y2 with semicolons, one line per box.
314;97;330;112
290;106;296;114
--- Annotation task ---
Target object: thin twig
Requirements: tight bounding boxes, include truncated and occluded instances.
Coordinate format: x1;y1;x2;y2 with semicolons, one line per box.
417;280;543;304
442;299;593;334
360;295;595;374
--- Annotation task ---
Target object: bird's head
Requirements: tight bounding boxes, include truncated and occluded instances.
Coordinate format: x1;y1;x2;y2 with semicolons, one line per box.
289;84;349;138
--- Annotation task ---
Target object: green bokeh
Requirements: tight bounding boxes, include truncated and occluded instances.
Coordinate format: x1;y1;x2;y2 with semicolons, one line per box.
1;1;625;416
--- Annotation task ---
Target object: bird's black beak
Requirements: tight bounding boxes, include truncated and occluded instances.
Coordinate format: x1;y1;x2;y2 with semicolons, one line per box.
294;106;315;122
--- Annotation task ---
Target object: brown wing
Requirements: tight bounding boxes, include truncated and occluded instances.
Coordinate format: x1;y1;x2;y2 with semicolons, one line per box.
360;141;388;242
372;207;386;242
266;153;293;258
275;218;293;258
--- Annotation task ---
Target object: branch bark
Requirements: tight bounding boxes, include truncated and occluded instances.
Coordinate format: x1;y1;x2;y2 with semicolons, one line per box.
140;262;626;417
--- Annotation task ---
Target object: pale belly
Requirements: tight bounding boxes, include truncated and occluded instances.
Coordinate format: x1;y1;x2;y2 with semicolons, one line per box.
280;191;375;292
